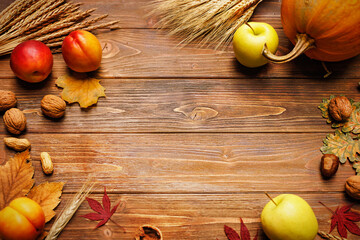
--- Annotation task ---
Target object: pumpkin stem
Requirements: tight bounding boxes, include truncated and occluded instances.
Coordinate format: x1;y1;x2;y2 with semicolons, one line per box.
262;33;315;63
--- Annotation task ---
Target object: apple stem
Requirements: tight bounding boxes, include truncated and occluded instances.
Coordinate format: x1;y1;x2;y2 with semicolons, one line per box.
262;33;315;63
265;192;278;206
245;22;255;35
319;201;335;214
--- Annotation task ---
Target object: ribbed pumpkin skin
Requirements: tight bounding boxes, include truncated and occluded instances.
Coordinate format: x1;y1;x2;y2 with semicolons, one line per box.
281;0;360;62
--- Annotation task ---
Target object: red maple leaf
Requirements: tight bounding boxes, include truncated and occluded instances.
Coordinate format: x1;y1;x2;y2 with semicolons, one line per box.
321;202;360;238
81;187;120;228
224;218;258;240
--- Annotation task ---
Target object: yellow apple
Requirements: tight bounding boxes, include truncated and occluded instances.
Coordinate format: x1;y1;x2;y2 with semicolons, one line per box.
233;22;279;68
261;194;318;240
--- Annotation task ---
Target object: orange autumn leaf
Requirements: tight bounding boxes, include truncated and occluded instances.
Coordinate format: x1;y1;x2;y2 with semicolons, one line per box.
0;150;34;210
56;73;106;108
28;182;65;223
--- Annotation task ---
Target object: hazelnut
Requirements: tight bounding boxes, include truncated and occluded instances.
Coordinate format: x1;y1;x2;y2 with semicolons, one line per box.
345;175;360;200
0;90;17;112
320;154;339;178
328;96;352;121
3;108;26;135
41;95;66;118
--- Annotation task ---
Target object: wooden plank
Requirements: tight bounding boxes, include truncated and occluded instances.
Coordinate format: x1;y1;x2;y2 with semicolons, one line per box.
44;192;359;239
0;77;358;133
0;29;358;79
1;133;354;193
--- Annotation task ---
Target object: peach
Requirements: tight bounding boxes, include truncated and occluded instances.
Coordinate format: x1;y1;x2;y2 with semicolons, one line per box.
0;197;45;240
61;30;102;72
10;40;53;83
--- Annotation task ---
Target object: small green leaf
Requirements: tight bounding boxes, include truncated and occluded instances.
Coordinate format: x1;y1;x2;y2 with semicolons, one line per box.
321;130;360;163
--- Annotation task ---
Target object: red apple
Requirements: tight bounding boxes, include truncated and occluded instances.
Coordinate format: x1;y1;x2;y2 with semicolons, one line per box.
10;40;53;83
61;30;102;72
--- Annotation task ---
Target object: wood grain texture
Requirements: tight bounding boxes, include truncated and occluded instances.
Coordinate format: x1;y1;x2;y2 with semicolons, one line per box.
0;77;359;133
0;133;355;193
1;0;360;239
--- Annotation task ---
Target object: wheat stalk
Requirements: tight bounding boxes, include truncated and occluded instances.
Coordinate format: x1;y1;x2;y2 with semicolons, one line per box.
45;182;95;240
0;0;36;32
150;0;263;49
318;231;347;240
0;0;119;56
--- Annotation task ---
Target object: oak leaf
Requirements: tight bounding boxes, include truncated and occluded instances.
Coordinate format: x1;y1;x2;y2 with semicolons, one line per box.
0;150;34;210
319;95;336;124
56;73;106;108
321;130;360;163
28;182;65;222
337;107;360;134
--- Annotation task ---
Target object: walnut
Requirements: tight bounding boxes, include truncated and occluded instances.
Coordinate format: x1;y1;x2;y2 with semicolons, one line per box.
320;154;339;178
0;90;17;112
345;175;360;200
41;95;66;118
3;108;26;135
328;96;352;121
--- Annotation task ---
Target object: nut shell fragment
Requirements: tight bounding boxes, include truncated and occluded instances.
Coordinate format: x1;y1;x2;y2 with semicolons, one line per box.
345;175;360;200
328;96;352;122
3;108;26;135
0;90;17;112
41;95;66;118
4;137;31;151
40;152;54;175
134;225;163;240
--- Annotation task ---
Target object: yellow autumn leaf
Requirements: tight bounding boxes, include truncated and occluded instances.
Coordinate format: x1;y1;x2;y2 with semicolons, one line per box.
0;150;34;210
28;182;65;223
56;73;106;108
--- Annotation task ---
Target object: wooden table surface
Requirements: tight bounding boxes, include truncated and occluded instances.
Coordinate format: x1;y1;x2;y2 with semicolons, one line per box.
1;0;360;239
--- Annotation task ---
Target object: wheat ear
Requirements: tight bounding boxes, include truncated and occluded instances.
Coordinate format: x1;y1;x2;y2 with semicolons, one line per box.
45;182;95;240
318;231;347;240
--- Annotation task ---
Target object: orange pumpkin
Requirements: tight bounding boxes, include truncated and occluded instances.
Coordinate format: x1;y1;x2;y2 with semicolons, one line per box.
263;0;360;62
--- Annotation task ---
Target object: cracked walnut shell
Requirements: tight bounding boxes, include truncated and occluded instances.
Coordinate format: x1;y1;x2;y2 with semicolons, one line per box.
41;95;66;118
3;108;26;135
328;96;352;121
0;90;17;112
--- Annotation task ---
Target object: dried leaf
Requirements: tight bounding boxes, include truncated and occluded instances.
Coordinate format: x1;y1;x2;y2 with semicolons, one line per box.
224;225;240;240
223;219;257;240
0;150;34;210
56;73;106;108
28;182;65;223
337;107;360;134
353;163;360;175
319;95;336;124
326;204;360;238
321;130;360;163
81;187;119;228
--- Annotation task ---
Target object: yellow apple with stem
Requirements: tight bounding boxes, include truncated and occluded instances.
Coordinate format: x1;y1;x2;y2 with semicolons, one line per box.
233;22;279;68
261;193;318;240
